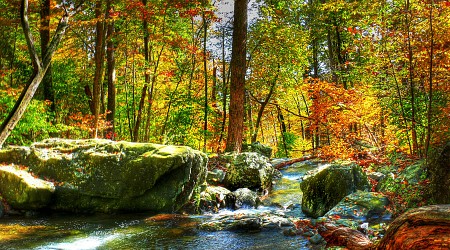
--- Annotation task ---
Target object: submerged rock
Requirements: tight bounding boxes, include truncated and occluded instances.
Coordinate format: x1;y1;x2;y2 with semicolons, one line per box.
0;165;55;210
222;152;275;191
300;162;370;218
0;139;207;213
376;205;450;250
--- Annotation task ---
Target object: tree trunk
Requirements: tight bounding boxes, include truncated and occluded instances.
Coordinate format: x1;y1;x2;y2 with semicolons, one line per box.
0;0;72;148
376;205;450;250
225;0;247;153
133;85;147;142
93;0;105;138
40;0;55;113
251;65;279;143
217;27;229;152
105;0;116;140
406;0;419;156
203;10;209;152
425;1;434;158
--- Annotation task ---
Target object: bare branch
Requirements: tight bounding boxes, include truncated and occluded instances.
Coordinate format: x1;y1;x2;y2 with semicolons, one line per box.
21;0;41;71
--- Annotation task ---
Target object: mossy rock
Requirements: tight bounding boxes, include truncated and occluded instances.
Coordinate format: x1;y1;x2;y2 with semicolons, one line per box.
0;139;207;213
199;186;232;212
300;162;369;218
242;142;272;158
0;165;55;210
324;191;391;222
377;161;426;193
222;152;275;191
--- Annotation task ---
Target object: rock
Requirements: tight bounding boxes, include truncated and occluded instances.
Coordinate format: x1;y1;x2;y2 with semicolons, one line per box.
198;210;294;232
0;139;207;213
0;165;55;210
376;205;450;250
206;169;226;185
309;234;325;245
325;191;391;223
223;152;275;191
367;172;385;182
199;186;232;212
300;162;370;218
227;188;260;209
242;142;272;158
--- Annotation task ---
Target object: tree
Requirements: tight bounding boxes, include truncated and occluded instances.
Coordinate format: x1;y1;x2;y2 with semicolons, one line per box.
105;0;116;140
0;0;80;148
40;0;55;113
225;0;248;153
92;0;106;138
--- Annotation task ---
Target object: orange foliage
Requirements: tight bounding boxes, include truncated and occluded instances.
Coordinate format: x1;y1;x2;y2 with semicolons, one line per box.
304;79;387;159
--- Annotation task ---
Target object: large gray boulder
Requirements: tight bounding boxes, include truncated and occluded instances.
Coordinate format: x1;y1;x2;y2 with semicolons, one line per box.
222;152;275;191
300;162;369;218
0;139;207;213
0;165;55;210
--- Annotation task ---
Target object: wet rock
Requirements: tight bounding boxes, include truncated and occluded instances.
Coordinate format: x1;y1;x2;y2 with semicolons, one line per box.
0;165;55;210
376;205;450;250
199;186;232;212
198;210;294;232
324;191;391;223
0;139;207;213
222;152;275;191
242;142;272;158
227;188;260;209
300;162;370;218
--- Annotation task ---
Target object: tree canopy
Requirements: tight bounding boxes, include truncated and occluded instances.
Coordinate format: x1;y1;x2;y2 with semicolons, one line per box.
0;0;449;160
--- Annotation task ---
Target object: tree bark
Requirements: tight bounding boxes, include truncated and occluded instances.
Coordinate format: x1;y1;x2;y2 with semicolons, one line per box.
93;0;105;138
203;10;209;152
0;0;72;148
40;0;55;112
406;0;419;156
250;64;280;143
225;0;247;153
105;0;116;140
376;205;450;250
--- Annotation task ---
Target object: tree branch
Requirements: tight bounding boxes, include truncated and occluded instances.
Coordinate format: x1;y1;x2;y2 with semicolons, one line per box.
21;0;41;71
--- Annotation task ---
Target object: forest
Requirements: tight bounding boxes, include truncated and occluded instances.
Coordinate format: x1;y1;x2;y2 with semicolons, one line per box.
0;0;449;248
0;0;449;159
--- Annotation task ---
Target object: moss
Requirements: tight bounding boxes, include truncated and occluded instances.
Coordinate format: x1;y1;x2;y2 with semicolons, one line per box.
0;165;55;209
1;139;208;213
300;163;370;218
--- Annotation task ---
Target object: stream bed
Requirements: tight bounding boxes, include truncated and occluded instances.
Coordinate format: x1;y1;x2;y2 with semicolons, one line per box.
0;161;319;250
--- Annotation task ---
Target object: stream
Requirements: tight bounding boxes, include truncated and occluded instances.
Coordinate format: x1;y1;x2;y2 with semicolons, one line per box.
0;161;319;250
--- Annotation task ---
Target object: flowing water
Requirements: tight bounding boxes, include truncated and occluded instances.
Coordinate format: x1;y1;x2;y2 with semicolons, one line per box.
0;161;319;250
